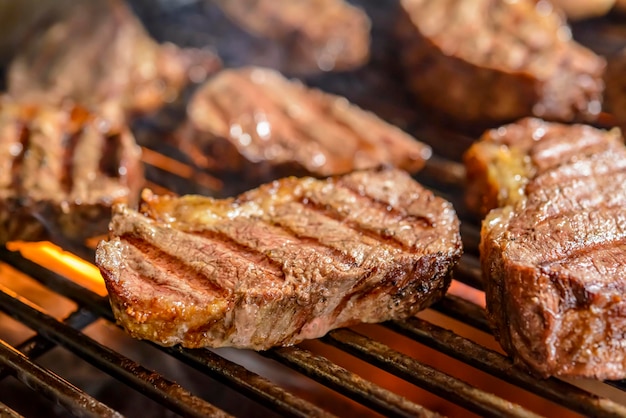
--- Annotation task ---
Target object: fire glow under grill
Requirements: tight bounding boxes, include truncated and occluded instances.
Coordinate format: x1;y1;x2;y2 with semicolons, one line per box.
0;147;626;418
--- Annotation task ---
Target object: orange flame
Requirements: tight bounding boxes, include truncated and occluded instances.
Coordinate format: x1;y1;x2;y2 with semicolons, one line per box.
6;241;108;297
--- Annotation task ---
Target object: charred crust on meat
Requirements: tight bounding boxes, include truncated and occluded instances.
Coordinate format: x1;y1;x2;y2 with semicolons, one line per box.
96;167;462;350
469;118;626;379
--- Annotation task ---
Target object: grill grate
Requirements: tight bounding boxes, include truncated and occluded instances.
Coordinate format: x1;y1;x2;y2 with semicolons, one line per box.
2;1;626;415
1;150;626;417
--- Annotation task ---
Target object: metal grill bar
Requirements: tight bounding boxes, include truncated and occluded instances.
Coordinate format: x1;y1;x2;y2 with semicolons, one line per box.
163;346;332;418
387;317;626;418
322;328;541;418
0;338;122;418
0;308;98;381
0;285;232;418
0;401;24;418
265;345;437;418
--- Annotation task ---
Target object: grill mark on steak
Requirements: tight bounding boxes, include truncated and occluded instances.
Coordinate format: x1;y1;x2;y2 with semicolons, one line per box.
508;207;626;267
255;215;360;268
233;74;337;166
296;195;417;254
122;235;230;298
186;229;286;280
527;151;626;195
541;239;626;296
269;200;401;263
529;127;617;173
527;172;626;218
335;179;435;228
0;101;144;245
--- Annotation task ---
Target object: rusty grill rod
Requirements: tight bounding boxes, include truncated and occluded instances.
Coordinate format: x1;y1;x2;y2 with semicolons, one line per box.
264;345;437;418
322;328;541;418
387;317;626;418
0;284;232;418
0;338;122;418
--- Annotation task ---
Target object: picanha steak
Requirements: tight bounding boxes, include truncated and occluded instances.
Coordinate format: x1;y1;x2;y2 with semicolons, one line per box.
396;0;605;125
0;100;144;246
465;117;626;379
174;66;432;185
95;168;462;350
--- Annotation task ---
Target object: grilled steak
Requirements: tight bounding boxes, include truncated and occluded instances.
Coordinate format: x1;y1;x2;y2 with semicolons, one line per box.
212;0;370;74
95;167;462;350
6;0;220;121
0;100;143;245
174;66;431;186
466;118;626;379
396;0;605;125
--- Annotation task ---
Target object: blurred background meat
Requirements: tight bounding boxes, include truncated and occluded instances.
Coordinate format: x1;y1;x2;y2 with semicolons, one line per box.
5;0;220;123
212;0;371;75
396;0;605;126
174;66;431;189
0;99;143;247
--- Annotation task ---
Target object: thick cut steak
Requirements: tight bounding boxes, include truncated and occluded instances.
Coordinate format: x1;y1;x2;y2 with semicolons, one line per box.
466;118;626;378
175;66;431;185
95;168;462;350
0;100;144;245
396;0;605;125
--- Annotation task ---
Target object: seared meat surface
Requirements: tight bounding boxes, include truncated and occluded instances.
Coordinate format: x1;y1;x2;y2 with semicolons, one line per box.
95;168;462;350
0;99;143;245
212;0;370;74
466;118;626;379
175;66;431;185
396;0;605;125
7;0;220;121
